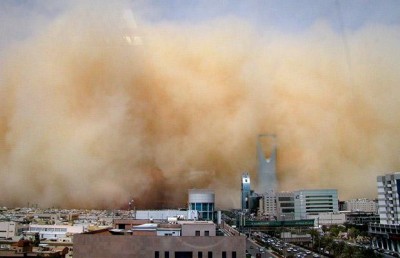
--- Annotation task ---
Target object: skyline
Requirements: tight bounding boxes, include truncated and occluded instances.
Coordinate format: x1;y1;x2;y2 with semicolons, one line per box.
0;1;400;209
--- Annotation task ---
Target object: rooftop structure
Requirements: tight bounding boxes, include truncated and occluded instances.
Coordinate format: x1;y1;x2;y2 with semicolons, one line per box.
74;220;243;258
188;189;215;221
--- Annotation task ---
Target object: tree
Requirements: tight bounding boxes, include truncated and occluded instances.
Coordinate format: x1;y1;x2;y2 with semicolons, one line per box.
347;227;360;240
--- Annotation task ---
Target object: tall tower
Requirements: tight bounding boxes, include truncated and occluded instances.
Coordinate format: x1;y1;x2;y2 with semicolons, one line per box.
257;134;277;193
241;173;251;210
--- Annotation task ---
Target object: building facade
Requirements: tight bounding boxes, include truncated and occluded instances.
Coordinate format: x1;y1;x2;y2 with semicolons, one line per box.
0;221;28;239
344;198;378;213
276;192;295;221
306;212;346;226
377;173;400;224
241;173;251;211
294;189;338;220
188;189;215;221
135;210;198;221
27;224;85;240
74;234;245;258
259;190;276;218
369;172;400;254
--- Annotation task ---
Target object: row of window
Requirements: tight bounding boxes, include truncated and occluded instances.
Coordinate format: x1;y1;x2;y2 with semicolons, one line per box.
278;197;293;201
190;203;214;212
154;251;236;258
195;230;210;236
280;203;294;207
30;227;67;232
305;195;335;198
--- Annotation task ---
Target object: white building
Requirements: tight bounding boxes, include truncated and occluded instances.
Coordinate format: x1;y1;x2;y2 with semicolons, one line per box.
27;224;85;240
307;212;346;226
188;189;215;221
0;221;28;239
344;198;377;213
135;210;198;221
259;190;276;218
294;189;338;220
369;172;400;253
377;173;400;224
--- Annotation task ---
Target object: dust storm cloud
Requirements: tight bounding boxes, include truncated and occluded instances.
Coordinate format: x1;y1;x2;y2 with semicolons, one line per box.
0;4;400;209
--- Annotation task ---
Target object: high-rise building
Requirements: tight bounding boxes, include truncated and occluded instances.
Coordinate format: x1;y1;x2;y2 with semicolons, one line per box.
241;173;251;210
257;134;277;193
259;190;276;218
294;189;338;220
369;172;400;252
188;189;215;221
377;173;400;224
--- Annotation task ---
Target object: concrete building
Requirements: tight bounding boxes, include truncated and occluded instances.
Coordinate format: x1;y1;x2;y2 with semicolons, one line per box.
345;211;379;225
343;198;378;213
74;234;245;258
276;192;295;221
258;191;295;220
188;189;215;221
259;190;276;218
377;173;400;224
135;210;198;221
241;173;251;211
27;224;85;240
179;221;215;237
369;172;400;253
294;189;338;220
0;222;28;239
75;221;241;258
306;212;346;226
257;134;277;193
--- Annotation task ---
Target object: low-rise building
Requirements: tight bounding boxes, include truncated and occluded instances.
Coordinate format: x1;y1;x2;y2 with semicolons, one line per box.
306;212;346;226
343;198;377;213
0;222;28;239
344;211;379;225
74;234;244;258
27;224;85;240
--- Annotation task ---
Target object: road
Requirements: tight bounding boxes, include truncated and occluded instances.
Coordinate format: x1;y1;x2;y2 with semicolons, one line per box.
246;238;277;258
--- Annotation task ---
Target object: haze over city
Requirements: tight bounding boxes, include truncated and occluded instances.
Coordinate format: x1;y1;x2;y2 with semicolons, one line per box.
0;0;400;209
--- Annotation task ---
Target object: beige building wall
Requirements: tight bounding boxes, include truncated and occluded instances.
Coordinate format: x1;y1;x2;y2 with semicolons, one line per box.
74;234;245;258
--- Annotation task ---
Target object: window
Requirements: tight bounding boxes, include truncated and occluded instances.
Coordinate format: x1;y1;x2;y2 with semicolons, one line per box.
195;230;200;236
165;251;169;258
222;251;226;258
232;252;236;258
205;231;209;236
208;251;213;258
198;252;203;258
154;251;159;258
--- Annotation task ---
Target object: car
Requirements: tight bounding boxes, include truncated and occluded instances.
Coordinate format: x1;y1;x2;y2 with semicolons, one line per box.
306;251;311;254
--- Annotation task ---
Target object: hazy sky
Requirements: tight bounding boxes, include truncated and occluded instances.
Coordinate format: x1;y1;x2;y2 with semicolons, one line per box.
1;1;400;209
